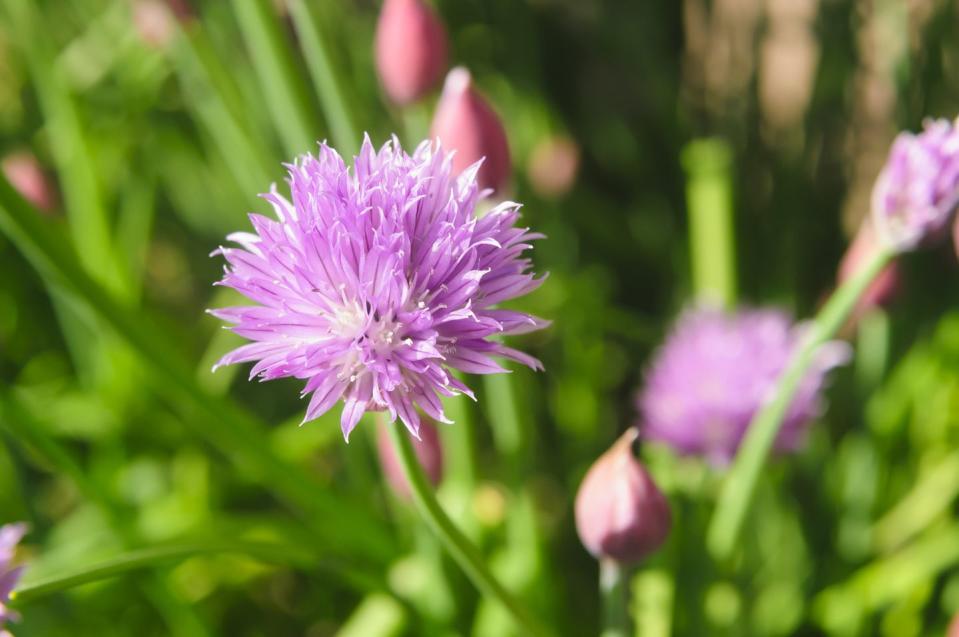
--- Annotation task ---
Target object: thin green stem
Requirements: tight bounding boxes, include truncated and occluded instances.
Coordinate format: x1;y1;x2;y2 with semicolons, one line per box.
707;247;896;560
12;542;314;605
681;139;737;308
600;560;632;637
287;0;360;155
386;423;554;637
232;0;319;157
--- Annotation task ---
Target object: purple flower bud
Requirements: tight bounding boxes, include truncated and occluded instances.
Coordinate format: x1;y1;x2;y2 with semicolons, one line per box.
377;418;444;498
575;430;671;564
0;523;27;630
374;0;448;106
639;307;850;465
872;118;959;251
2;152;56;213
430;67;511;194
838;220;901;314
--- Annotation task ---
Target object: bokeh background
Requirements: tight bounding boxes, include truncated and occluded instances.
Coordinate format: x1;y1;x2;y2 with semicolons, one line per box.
2;0;959;635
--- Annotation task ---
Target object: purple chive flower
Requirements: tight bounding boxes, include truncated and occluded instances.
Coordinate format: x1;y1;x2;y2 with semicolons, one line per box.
0;523;27;631
210;137;547;441
872;118;959;251
638;307;849;465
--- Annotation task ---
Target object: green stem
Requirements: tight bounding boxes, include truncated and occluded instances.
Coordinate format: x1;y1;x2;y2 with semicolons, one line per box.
12;542;314;605
232;0;319;157
287;0;360;156
707;247;895;560
600;560;632;637
681;139;737;308
386;423;554;637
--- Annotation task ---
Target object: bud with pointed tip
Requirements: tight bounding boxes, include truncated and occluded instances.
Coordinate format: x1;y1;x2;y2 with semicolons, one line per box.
431;67;511;194
574;430;671;564
2;152;56;213
374;0;448;106
377;419;444;498
838;219;901;314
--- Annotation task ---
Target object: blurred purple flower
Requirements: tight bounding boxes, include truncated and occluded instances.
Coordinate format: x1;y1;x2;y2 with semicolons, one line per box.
210;137;547;441
375;0;448;105
638;307;849;465
872;118;959;251
0;523;27;631
574;430;671;564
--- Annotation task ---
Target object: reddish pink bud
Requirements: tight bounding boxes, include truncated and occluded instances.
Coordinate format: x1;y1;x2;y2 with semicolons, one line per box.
948;613;959;637
574;429;671;564
838;219;901;314
2;152;56;213
374;0;448;106
527;135;580;199
133;1;194;49
377;419;444;498
430;67;511;194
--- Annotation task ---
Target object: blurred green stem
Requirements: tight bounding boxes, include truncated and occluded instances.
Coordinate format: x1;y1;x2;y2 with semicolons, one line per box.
288;0;360;155
232;0;319;157
681;139;736;307
386;422;554;637
13;542;314;605
707;247;895;560
600;560;631;637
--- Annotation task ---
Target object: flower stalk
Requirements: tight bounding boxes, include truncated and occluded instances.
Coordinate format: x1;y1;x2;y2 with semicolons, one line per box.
386;422;554;637
600;560;631;637
707;246;895;559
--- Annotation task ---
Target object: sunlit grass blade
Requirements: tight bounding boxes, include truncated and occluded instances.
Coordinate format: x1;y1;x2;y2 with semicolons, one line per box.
288;0;360;156
0;174;395;562
231;0;320;157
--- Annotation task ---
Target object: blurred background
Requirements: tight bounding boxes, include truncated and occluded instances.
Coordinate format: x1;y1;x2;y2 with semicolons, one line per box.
2;0;959;635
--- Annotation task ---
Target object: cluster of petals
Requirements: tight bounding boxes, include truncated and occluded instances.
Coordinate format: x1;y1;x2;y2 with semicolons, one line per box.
211;137;547;440
0;523;26;633
872;117;959;251
638;307;849;465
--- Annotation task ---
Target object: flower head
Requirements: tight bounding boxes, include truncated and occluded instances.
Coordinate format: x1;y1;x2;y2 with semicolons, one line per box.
872;118;959;251
574;430;671;564
638;307;849;465
431;68;511;194
374;0;448;105
211;137;547;440
0;523;27;631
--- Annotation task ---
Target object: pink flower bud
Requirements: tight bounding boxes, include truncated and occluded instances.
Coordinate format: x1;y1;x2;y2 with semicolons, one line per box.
949;613;959;637
838;219;901;313
430;67;511;194
527;135;580;199
2;152;56;214
377;419;444;498
374;0;448;106
133;1;194;49
574;430;671;564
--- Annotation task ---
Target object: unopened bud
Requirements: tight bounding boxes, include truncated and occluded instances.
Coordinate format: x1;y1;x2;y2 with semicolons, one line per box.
377;419;444;498
2;152;56;213
574;430;671;564
374;0;448;106
431;67;511;194
527;135;580;199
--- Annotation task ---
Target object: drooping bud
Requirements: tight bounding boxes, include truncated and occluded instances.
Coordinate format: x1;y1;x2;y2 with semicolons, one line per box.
872;118;959;252
377;419;444;498
0;523;27;631
2;152;56;213
574;430;671;564
527;135;580;199
374;0;448;106
838;219;901;314
430;67;511;194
